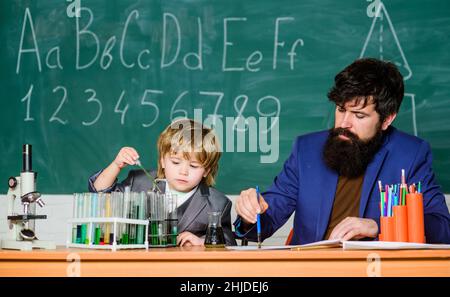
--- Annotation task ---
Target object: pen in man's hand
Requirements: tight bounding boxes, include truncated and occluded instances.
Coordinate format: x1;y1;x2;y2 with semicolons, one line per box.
256;186;261;249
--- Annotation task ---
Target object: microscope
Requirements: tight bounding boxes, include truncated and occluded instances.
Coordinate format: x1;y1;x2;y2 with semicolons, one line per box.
1;144;55;251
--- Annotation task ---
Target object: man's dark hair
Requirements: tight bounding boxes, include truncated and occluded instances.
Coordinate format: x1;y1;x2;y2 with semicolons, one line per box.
327;58;404;123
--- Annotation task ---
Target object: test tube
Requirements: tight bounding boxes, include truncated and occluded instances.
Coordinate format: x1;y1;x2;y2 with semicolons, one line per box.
133;192;139;244
100;192;104;244
154;192;159;245
99;193;104;244
91;193;97;244
72;193;78;243
118;191;124;244
111;192;118;244
76;193;83;243
111;192;116;217
146;192;151;244
137;192;145;244
148;191;157;245
72;193;77;218
167;193;178;245
104;193;111;244
158;193;165;245
96;192;103;244
129;192;136;244
98;192;103;217
122;188;130;244
81;193;89;244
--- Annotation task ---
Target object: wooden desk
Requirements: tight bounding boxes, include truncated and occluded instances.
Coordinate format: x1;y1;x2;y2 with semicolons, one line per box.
0;246;449;276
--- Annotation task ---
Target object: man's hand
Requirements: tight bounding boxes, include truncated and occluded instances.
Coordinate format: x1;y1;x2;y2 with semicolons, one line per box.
235;188;269;224
329;217;379;241
177;231;205;247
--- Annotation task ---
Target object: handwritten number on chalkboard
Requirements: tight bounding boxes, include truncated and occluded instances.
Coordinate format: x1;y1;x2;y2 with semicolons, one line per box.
49;86;68;125
21;84;34;122
114;90;129;125
141;89;161;128
82;89;103;126
233;94;249;131
170;90;189;121
199;91;224;119
257;95;280;133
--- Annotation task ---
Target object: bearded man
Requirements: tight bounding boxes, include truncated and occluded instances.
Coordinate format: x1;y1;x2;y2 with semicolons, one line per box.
234;58;450;244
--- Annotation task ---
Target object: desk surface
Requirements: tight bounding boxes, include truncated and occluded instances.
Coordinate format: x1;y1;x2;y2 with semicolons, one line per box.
0;246;449;276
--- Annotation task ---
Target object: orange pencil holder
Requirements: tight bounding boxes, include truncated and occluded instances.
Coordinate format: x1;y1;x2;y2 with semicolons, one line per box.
406;193;425;243
379;216;395;241
393;205;408;242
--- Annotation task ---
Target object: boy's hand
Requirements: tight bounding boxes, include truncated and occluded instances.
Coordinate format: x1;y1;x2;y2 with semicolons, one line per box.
235;188;269;224
177;231;205;247
113;147;140;169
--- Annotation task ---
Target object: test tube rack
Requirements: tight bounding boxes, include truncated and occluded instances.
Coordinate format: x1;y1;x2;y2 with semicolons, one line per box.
66;217;149;251
67;189;178;250
67;190;150;250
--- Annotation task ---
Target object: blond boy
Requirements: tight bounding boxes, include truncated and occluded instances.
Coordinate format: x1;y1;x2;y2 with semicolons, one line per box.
89;119;236;246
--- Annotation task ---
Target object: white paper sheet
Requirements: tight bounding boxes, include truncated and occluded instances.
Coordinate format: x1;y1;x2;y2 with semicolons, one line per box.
226;239;450;251
342;241;450;250
225;239;342;251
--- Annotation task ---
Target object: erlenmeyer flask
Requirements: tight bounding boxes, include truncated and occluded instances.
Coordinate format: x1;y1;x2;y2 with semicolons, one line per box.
204;211;225;248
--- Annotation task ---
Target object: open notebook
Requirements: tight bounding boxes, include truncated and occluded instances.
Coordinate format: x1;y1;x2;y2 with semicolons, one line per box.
226;239;450;251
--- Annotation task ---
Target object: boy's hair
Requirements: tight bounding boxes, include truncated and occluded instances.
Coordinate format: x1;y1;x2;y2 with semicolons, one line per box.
157;119;221;186
327;58;404;123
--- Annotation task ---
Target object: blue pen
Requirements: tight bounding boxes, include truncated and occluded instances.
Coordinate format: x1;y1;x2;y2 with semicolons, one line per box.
256;186;262;248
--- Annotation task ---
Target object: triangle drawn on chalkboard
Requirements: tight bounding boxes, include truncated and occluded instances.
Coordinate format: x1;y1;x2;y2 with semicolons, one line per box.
359;2;412;81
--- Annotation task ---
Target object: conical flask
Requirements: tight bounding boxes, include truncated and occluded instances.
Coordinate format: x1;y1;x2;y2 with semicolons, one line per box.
204;211;225;248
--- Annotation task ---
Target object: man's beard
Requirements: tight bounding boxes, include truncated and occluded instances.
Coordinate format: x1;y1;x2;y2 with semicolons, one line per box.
323;126;384;178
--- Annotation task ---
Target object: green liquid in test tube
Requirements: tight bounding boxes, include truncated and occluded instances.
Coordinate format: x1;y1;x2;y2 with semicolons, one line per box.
72;193;78;243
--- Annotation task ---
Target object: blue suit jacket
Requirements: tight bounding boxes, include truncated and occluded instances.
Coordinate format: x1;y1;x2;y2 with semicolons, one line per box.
235;127;450;244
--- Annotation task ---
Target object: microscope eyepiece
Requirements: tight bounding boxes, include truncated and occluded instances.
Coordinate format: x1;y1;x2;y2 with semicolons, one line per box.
22;144;32;172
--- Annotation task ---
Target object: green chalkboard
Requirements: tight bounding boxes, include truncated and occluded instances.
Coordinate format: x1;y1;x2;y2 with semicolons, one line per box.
1;0;450;194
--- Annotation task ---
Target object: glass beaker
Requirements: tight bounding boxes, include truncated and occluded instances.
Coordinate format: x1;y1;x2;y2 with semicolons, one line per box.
204;211;225;248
